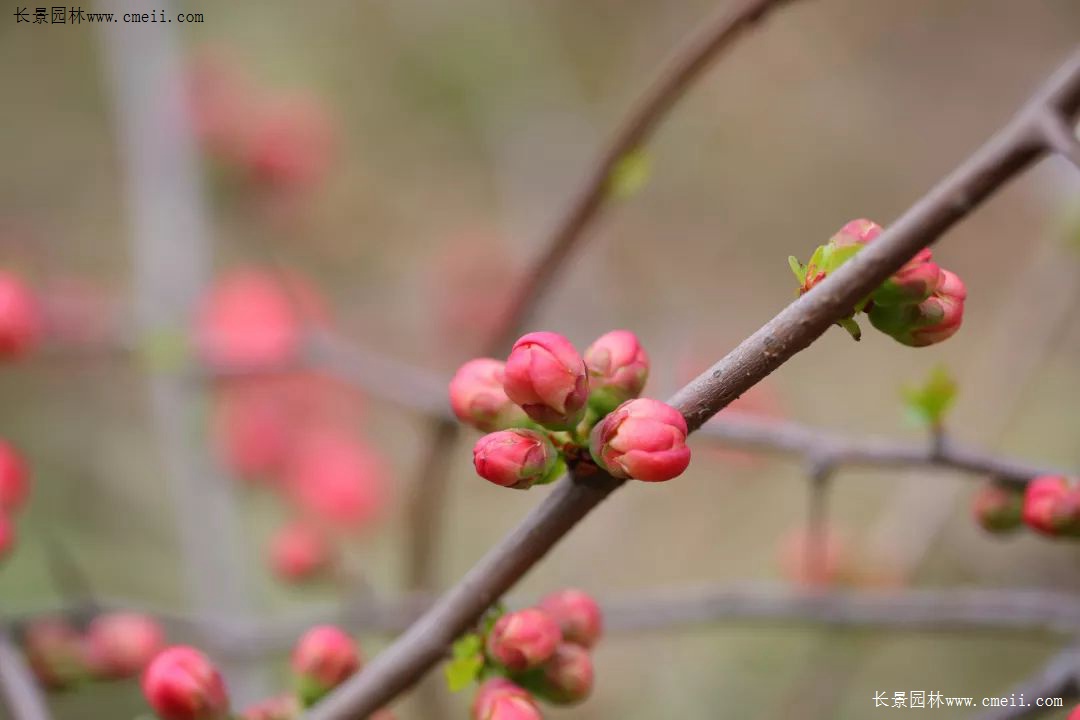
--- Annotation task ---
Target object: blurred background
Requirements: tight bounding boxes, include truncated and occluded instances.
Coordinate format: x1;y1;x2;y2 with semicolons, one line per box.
0;0;1079;717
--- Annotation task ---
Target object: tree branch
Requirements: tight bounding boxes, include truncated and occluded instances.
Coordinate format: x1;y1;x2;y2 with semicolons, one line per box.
0;627;51;720
302;47;1080;720
976;646;1080;720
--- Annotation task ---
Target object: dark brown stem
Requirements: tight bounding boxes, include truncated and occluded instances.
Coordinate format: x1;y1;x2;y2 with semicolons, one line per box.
303;48;1080;720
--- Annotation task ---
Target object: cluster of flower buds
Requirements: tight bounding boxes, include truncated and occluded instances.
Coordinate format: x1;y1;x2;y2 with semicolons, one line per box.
0;440;30;563
195;268;389;586
461;588;602;719
139;626;392;720
1020;476;1080;538
451;330;691;487
185;48;336;197
790;219;967;346
23;612;165;691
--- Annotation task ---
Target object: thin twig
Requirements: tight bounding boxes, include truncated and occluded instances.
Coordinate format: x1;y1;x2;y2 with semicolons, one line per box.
98;0;268;704
0;627;51;720
303;47;1080;720
976;646;1080;720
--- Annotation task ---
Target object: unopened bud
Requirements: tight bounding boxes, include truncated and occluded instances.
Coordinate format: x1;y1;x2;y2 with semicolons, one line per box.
972;483;1024;534
538;589;602;648
22;616;88;690
291;626;361;707
472;429;559;490
486;608;561;672
270;522;336;584
449;359;527;432
868;269;966;347
471;678;543;720
503;332;589;430
535;643;594;705
0;441;29;513
583;330;649;416
141;646;230;720
1023;475;1080;537
86;612;165;679
589;398;690;482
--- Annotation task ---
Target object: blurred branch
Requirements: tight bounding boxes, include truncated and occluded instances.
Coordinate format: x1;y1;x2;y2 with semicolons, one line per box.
98;0;268;704
976;646;1080;720
0;627;50;720
1040;113;1080;170
303;44;1080;720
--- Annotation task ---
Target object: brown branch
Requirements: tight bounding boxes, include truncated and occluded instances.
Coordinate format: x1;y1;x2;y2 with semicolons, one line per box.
302;48;1080;720
976;646;1080;720
0;627;51;720
400;0;802;596
697;417;1066;487
1038;112;1080;170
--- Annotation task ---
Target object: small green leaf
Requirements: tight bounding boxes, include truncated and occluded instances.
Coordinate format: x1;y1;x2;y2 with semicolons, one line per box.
788;256;806;284
823;243;862;273
137;327;191;374
606;148;651;199
837;316;862;341
902;365;957;427
445;633;485;692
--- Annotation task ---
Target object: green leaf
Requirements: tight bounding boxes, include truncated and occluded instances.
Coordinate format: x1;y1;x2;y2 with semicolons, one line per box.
788;256;806;284
902;365;957;427
823;243;862;273
445;632;485;692
837;316;862;341
137;327;190;374
606;148;651;199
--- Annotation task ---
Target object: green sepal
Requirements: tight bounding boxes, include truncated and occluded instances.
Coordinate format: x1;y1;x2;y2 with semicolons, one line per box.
534;455;566;486
902;365;957;428
837;316;862;341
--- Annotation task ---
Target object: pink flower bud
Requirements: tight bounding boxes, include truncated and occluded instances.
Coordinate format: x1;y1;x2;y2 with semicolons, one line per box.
195;269;326;370
0;441;30;513
86;612;166;679
472;429;559;490
291;626;361;706
538;589;602;648
1068;704;1080;720
0;513;13;562
471;678;543;720
285;429;388;531
1023;476;1080;537
486;608;561;672
589;398;690;482
503;332;589;430
241;694;300;720
244;94;335;192
449;359;527;432
868;269;966;347
141;646;230;720
535;643;594;705
0;272;41;359
833;218;882;247
584;330;649;415
269;522;336;584
23;617;87;689
872;249;944;307
972;484;1024;534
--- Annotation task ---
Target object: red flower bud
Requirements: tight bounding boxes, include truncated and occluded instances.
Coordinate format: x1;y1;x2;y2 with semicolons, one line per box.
471;678;543;720
449;359;527;432
195;269;325;370
0;513;14;563
141;646;230;720
868;269;966;347
584;330;649;415
0;272;40;358
0;441;30;513
1068;704;1080;720
535;643;594;705
538;589;602;648
486;608;561;672
23;616;88;689
86;612;166;679
972;484;1024;534
269;522;336;583
1023;476;1080;536
291;626;361;707
244;94;335;192
872;249;944;307
472;429;559;490
503;332;589;430
832;218;882;247
241;694;300;720
285;430;387;531
589;398;690;482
